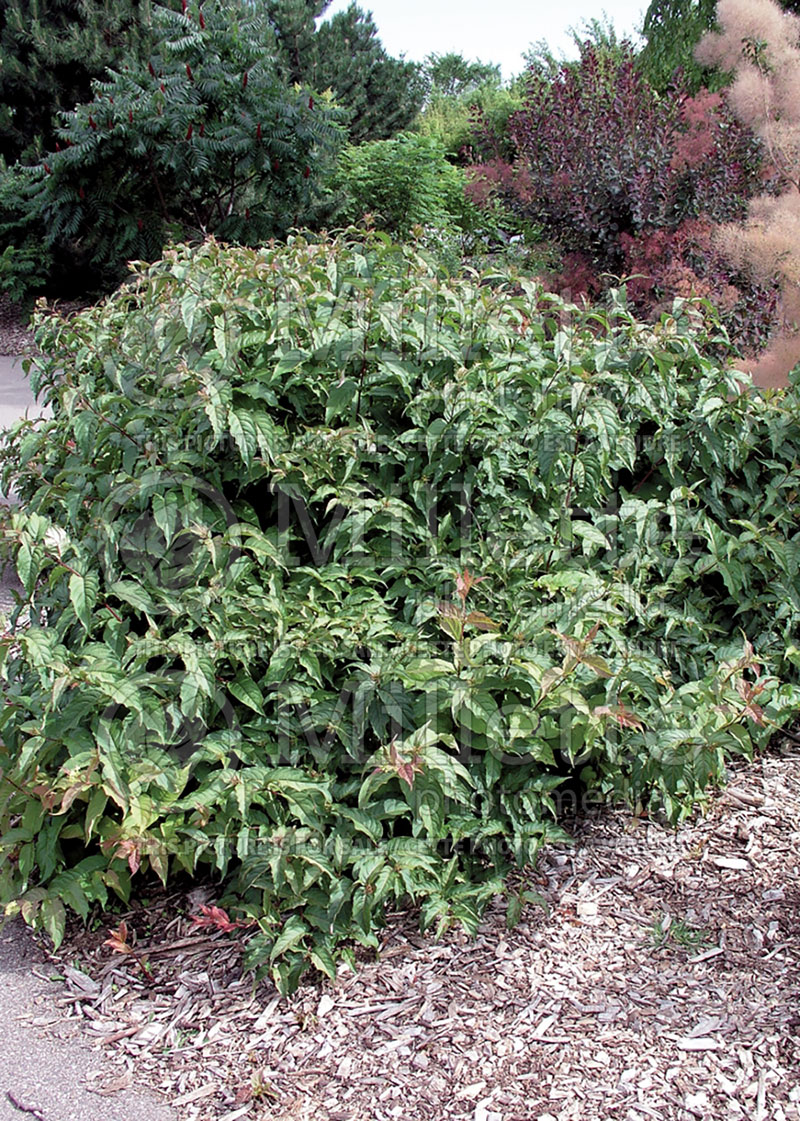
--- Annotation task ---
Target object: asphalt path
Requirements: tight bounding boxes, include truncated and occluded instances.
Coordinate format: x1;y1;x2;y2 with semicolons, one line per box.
0;923;176;1121
0;355;49;430
0;356;41;614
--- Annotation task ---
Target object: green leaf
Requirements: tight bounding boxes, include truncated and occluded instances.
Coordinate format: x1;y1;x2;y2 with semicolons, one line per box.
228;408;259;468
309;941;337;981
506;892;522;930
275;349;307;375
213;319;228;362
107;580;155;615
573;522;611;555
229;674;264;714
270;914;308;963
69;570;98;631
40;896;66;948
325;378;357;422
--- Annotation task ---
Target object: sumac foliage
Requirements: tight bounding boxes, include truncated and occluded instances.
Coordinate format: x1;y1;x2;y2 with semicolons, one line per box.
0;0;343;295
1;234;799;991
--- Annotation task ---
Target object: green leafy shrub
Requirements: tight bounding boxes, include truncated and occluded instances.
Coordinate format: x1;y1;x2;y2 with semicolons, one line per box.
0;242;51;304
327;133;478;238
0;0;343;297
1;233;799;992
416;79;520;164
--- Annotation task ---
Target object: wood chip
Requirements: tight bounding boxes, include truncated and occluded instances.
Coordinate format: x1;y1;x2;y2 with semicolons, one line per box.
171;1083;219;1106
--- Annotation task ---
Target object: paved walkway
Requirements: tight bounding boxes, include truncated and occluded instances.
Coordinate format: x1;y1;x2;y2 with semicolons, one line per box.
0;923;176;1121
0;355;49;429
0;356;40;613
0;358;178;1121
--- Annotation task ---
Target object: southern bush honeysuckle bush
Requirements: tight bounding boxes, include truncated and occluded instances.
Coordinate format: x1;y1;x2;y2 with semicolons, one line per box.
0;232;799;993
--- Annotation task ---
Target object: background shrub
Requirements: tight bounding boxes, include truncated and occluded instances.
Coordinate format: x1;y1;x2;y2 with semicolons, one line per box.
1;233;799;992
467;41;773;352
326;133;477;239
414;51;518;165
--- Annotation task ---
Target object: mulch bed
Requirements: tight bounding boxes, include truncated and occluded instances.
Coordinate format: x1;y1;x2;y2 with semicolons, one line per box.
24;737;800;1121
0;294;35;356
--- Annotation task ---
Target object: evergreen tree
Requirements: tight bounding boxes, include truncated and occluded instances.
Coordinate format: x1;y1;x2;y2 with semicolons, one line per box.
0;0;344;293
308;4;423;142
264;0;327;85
267;0;423;142
0;0;174;164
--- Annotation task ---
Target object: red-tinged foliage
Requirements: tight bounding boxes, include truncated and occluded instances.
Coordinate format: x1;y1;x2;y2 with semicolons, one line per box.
466;159;531;210
103;920;133;953
102;921;155;982
670;90;764;223
548;251;604;302
191;904;251;933
467;42;775;350
736;678;767;726
109;837;142;874
455;567;486;603
376;738;425;789
487;45;676;270
619;219;780;351
592;704;644;730
673;90;726;171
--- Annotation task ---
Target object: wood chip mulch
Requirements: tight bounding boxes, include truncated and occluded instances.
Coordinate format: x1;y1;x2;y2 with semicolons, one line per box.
31;739;800;1121
0;294;35;356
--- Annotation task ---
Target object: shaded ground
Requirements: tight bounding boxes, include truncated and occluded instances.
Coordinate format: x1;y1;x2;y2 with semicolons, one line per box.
0;295;34;357
18;738;798;1121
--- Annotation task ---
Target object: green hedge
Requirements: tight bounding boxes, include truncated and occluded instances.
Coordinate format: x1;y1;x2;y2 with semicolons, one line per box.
1;233;799;992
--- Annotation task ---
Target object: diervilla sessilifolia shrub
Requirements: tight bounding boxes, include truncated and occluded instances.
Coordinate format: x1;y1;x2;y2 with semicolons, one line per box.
1;234;799;993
